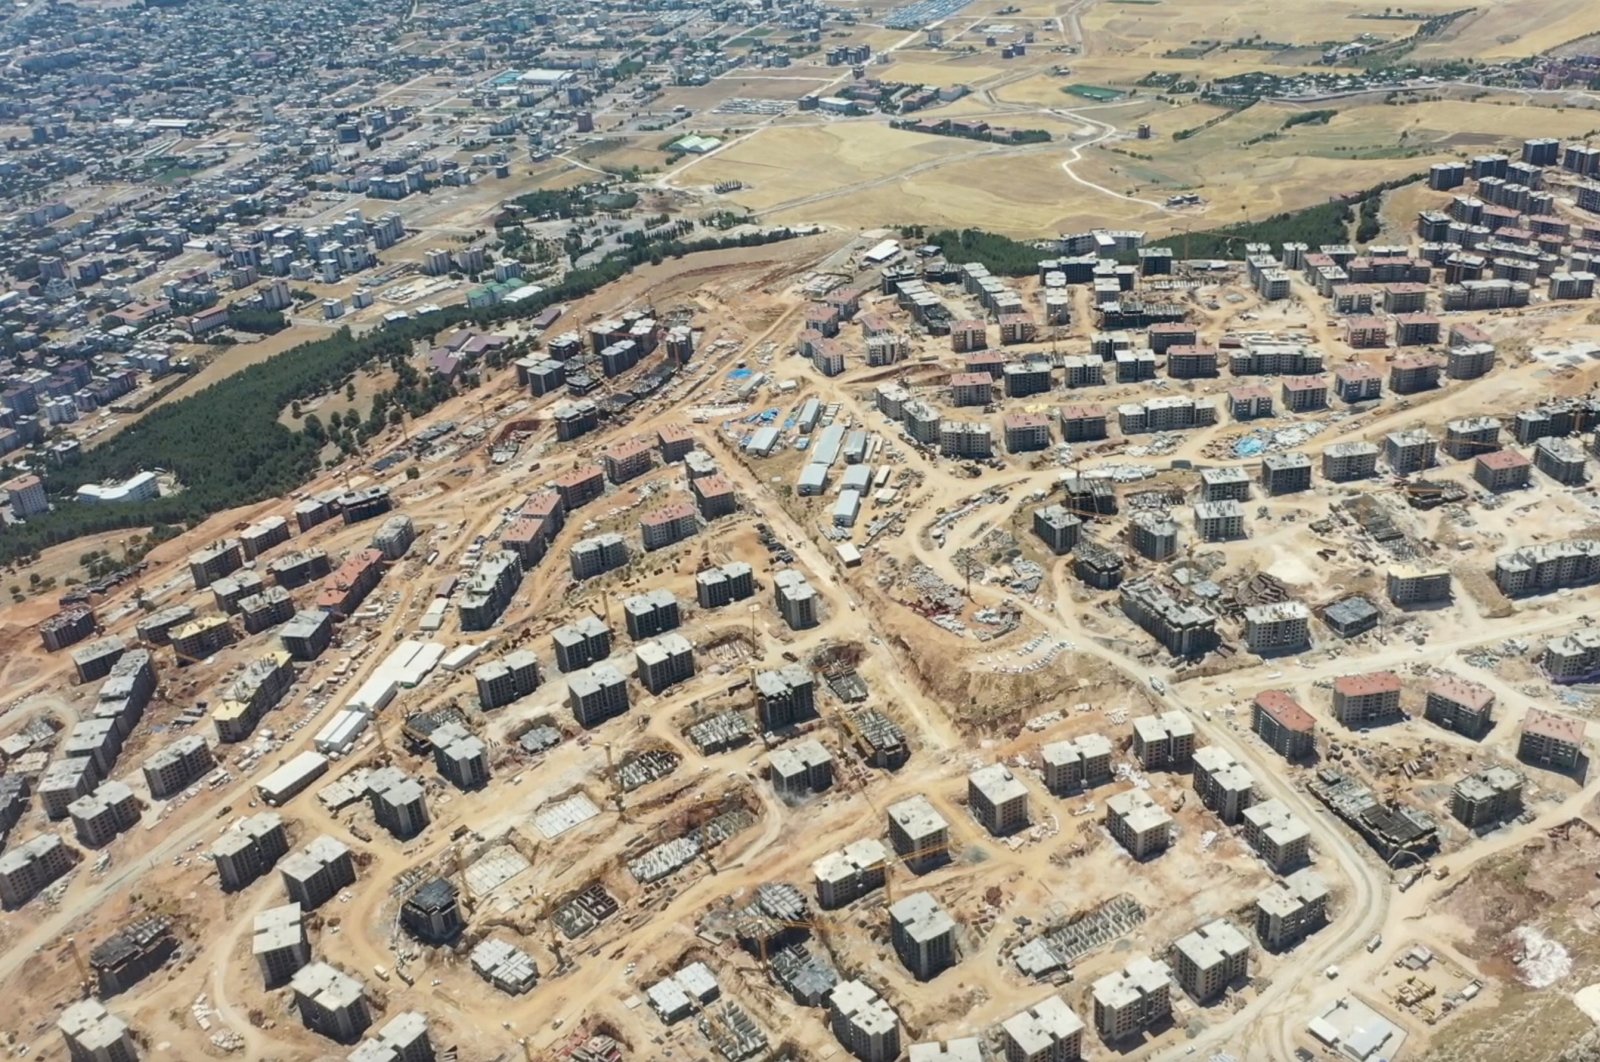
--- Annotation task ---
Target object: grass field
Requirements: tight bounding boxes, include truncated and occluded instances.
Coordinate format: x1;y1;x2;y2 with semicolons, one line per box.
1411;0;1600;60
664;0;1600;242
1064;83;1125;100
876;55;1013;87
684;123;991;210
1083;0;1465;54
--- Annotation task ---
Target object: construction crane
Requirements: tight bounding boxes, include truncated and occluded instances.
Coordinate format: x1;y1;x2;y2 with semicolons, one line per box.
602;743;629;821
875;840;953;906
747;914;847;966
476;891;565;970
61;937;91;997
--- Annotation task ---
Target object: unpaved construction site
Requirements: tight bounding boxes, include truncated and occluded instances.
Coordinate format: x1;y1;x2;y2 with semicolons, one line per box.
14;119;1600;1062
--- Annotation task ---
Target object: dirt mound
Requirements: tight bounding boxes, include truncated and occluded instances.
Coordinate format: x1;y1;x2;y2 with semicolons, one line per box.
1440;820;1600;956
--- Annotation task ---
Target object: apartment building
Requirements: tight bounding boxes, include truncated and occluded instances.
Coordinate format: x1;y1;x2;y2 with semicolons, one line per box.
1060;404;1107;441
657;423;696;463
1003;358;1052;397
1172;920;1250;1002
1166;345;1218;379
1117;396;1214;434
968;764;1029;837
1191;747;1257;825
1004;412;1053;454
290;961;371;1044
1473;449;1532;492
1243;602;1311;655
211;812;289;892
1105;789;1173;860
367;767;430;840
1280;375;1328;413
1450;767;1524;829
1443;416;1500;459
1001;996;1085;1062
1120;579;1218;659
72;636;127;684
315;548;384;616
460;549;523;631
1384;429;1437;474
1518;708;1585;770
769;739;834;796
143;734;214;799
68;780;140;848
1495;541;1600;596
1543;628;1600;683
280;835;356;910
1534;436;1588;484
1198;466;1251;502
1132;710;1196;770
1259;453;1312;496
775;569;820;630
692;473;738;519
948;371;993;407
635;633;696;695
553;464;606;509
1332;363;1382;403
474;650;542;710
1227;383;1274;421
1256;869;1330;951
5;473;47;518
1194;499;1245;542
1091;957;1173;1043
829;980;901;1062
640;501;699;552
1129;512;1178;562
755;664;816;730
0;833;76;909
1331;671;1403;728
939;421;993;459
602;436;655;484
1062;356;1104;389
57;999;137;1062
569;533;630;580
1040;734;1113;793
950;320;987;353
1251;691;1316;761
813;839;889;909
1424;674;1495;738
1032;505;1082;555
189;537;244;590
1394;313;1441;346
1241;798;1310;872
1447;341;1497;380
1390;354;1444;394
889;892;957;981
1230;340;1323;376
887;796;950;871
567;662;630;728
1387;566;1451;607
696;562;755;609
1321;441;1379;482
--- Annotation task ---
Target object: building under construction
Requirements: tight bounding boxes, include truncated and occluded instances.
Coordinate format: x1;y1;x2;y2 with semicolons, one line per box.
1307;768;1438;861
843;709;909;769
89;915;178;996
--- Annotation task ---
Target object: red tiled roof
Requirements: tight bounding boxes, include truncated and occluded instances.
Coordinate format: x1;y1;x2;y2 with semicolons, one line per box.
1254;690;1315;733
1333;671;1402;697
1476;448;1530;471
